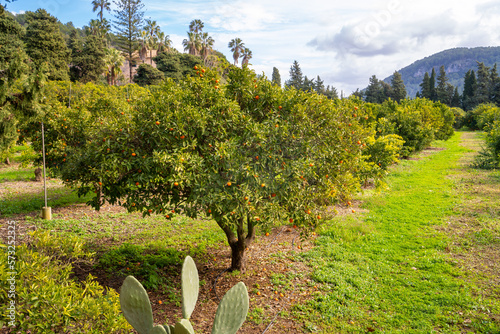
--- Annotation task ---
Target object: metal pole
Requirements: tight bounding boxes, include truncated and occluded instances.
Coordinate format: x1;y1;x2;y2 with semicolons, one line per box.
41;122;51;219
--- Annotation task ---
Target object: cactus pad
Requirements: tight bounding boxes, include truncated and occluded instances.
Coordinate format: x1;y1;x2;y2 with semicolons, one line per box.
175;319;195;334
181;256;199;319
211;282;249;334
119;276;154;334
150;325;168;334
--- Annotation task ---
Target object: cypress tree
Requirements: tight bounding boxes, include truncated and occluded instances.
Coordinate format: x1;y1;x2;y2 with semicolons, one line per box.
429;67;437;101
462;69;477;110
450;87;461;107
271;67;281;86
420;72;431;99
23;9;70;81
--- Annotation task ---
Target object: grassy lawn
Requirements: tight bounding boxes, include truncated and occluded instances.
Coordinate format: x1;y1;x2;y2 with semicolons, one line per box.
295;132;500;333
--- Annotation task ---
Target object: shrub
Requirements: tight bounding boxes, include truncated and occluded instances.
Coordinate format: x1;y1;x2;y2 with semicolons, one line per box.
0;230;131;333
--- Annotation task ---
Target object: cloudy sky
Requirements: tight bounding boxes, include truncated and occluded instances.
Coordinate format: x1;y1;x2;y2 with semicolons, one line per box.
6;0;500;94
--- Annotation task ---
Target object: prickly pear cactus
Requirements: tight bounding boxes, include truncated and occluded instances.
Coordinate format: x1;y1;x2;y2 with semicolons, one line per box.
175;319;195;334
120;275;154;334
150;325;168;334
182;256;199;319
211;282;249;334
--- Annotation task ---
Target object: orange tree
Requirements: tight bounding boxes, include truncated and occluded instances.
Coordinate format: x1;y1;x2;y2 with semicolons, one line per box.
28;67;379;271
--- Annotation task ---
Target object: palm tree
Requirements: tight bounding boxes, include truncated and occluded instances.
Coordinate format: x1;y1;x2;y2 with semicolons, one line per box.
189;19;204;34
228;38;245;65
183;32;200;56
139;30;148;61
200;32;214;63
91;0;111;22
157;31;173;53
104;47;125;85
241;48;252;66
87;19;110;40
144;19;159;64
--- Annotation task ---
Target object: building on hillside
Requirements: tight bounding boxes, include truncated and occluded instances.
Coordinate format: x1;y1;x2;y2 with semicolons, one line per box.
120;48;158;83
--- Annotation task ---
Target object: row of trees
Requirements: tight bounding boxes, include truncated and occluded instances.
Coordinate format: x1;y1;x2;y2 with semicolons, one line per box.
417;62;500;111
281;60;339;99
361;62;500;111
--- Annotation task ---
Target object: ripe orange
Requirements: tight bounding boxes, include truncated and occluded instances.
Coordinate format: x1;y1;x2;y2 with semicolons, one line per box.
174;182;179;186
135;182;139;186
180;135;185;139
148;209;152;213
156;121;160;125
227;181;232;186
265;232;269;236
121;112;124;115
271;193;276;197
278;106;282;109
208;209;211;213
201;68;205;73
261;183;265;187
354;106;358;110
169;128;174;131
357;141;361;145
98;182;102;186
289;218;293;223
255;95;259;100
244;196;248;200
194;65;198;70
255;217;260;221
317;215;321;219
132;152;136;156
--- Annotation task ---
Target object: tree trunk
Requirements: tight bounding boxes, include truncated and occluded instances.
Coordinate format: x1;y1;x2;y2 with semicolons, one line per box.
34;167;42;182
218;215;256;272
4;157;10;165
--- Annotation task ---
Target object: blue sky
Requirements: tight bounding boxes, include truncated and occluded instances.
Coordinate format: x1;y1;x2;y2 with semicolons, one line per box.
5;0;500;94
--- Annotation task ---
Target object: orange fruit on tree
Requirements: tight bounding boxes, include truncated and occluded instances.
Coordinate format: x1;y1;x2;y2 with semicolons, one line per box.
174;182;179;186
156;121;160;125
132;152;136;156
227;181;232;186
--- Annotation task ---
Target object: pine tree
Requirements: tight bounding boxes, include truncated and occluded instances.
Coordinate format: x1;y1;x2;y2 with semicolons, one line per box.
271;67;281;86
420;72;431;99
24;9;70;81
302;75;314;91
285;60;303;90
462;69;477;110
324;85;339;99
315;75;325;94
475;62;490;105
113;0;144;82
70;34;106;82
490;64;500;106
436;66;448;103
364;75;386;103
1;6;45;162
390;71;406;102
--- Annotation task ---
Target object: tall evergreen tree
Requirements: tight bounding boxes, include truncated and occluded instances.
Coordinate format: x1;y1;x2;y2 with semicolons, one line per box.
324;85;339;99
70;34;106;83
285;60;303;90
420;72;431;99
1;6;45;162
24;9;70;81
475;62;490;105
390;71;406;102
113;0;144;83
271;67;281;86
490;64;500;106
450;87;461;107
429;67;437;101
462;69;477;110
315;75;325;94
436;66;448;103
364;75;385;103
302;75;314;91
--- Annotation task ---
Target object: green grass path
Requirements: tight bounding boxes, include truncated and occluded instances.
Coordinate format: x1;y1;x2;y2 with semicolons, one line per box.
298;132;500;333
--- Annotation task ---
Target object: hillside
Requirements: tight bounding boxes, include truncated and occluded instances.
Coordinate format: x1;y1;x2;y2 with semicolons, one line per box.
383;46;500;98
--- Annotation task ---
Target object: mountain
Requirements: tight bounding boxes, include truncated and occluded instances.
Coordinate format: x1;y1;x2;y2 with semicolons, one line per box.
383;46;500;98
